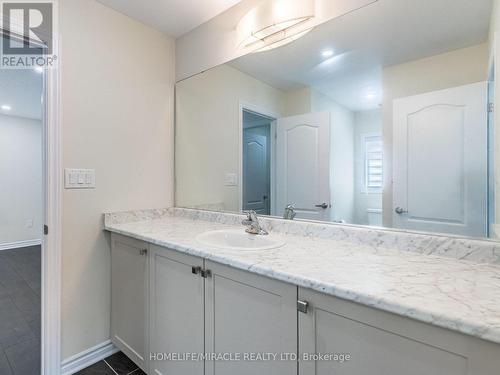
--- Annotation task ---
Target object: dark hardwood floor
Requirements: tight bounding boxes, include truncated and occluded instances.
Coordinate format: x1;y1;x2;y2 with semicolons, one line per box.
0;245;41;375
76;351;145;375
0;246;142;375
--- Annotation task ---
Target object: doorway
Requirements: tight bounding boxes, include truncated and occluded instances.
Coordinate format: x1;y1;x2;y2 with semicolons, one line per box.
0;28;61;375
242;109;274;215
0;37;44;374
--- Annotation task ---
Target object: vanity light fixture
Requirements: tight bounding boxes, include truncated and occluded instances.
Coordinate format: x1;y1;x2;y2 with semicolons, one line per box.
237;0;316;52
1;104;12;111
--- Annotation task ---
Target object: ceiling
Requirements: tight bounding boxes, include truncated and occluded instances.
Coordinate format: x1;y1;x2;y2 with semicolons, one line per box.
97;0;243;38
229;0;493;111
0;56;43;120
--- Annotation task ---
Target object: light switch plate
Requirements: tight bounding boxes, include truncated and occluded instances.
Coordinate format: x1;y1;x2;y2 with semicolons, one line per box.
65;168;95;189
224;173;238;186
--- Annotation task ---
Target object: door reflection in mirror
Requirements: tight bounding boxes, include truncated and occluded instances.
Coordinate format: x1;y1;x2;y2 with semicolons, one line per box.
242;109;273;215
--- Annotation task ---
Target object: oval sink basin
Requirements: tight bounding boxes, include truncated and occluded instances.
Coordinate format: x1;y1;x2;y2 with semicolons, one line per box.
196;229;285;251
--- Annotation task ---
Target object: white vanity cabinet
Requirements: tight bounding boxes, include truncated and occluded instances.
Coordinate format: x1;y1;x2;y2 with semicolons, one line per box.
204;260;297;375
147;248;297;375
298;288;500;375
110;233;149;372
111;234;500;375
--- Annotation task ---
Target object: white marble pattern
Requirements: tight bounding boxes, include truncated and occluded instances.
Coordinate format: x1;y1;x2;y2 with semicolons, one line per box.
170;208;500;264
104;209;500;345
104;208;172;225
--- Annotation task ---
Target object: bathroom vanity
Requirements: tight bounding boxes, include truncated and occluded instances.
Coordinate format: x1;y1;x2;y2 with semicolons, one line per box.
102;1;500;374
105;208;500;375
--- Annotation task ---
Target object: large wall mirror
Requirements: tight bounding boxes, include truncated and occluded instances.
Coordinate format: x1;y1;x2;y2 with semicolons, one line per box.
175;0;497;240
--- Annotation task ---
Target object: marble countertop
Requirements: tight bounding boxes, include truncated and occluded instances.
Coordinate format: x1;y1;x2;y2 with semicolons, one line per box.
105;213;500;345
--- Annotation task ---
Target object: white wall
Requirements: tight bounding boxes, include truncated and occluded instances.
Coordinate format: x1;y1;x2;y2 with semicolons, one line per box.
0;114;42;244
381;43;489;227
176;64;285;212
353;110;382;225
311;90;354;223
284;87;312;116
60;0;175;359
490;0;500;61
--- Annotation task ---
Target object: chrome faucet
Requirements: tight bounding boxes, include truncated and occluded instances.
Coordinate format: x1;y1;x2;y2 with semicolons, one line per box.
242;211;268;235
283;204;296;220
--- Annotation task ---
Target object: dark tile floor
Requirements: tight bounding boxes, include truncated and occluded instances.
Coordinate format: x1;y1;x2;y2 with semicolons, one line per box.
0;246;41;375
76;351;145;375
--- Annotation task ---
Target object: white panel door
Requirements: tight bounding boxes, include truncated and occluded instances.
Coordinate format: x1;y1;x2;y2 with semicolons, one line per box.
393;82;488;236
243;133;269;214
276;112;331;220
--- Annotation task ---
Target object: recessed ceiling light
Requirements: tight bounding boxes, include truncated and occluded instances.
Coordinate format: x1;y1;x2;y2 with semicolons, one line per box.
365;93;376;100
34;66;44;73
321;49;334;58
1;104;12;111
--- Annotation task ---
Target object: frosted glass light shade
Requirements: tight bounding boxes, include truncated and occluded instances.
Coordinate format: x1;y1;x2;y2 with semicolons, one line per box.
237;0;315;52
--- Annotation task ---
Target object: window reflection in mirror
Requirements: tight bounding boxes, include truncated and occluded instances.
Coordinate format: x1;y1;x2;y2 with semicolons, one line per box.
175;0;497;240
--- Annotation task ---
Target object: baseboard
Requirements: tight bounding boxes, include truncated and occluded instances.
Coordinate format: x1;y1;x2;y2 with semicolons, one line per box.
0;239;42;251
61;340;119;375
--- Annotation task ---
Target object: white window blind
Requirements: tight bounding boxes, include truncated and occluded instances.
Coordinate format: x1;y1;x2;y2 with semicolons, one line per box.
364;135;383;192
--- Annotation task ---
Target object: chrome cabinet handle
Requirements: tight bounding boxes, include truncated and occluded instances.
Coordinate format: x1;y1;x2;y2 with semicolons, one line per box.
315;203;329;209
201;269;212;278
395;207;408;214
192;267;211;278
297;300;309;314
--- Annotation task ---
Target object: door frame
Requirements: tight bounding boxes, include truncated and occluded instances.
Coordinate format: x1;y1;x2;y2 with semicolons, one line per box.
238;101;280;215
42;39;62;375
489;31;500;238
1;17;62;375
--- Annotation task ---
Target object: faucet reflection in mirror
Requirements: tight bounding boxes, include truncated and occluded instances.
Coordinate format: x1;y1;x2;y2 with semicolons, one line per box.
284;204;296;220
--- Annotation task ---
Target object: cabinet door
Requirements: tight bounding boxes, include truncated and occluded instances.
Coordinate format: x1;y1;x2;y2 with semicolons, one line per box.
111;233;149;371
205;261;297;375
149;245;205;375
298;288;500;375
